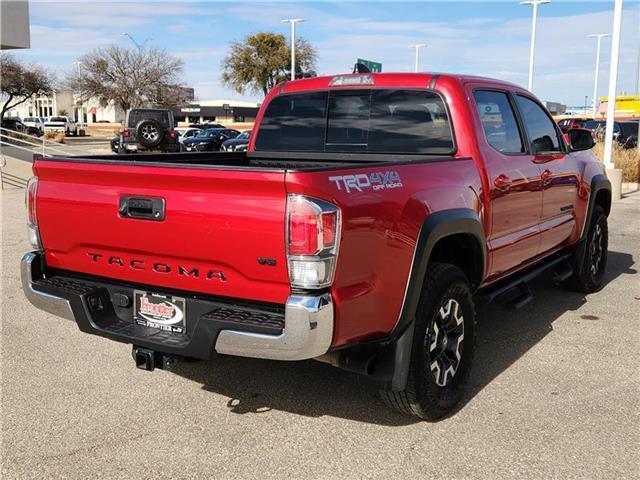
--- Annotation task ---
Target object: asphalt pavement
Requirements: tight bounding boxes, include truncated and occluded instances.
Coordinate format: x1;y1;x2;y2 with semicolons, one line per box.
1;187;639;479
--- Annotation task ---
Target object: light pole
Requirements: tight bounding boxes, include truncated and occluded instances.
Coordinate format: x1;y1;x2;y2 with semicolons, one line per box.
121;32;152;50
588;33;610;118
603;0;623;201
410;44;426;72
584;95;588;116
521;0;550;92
73;61;84;130
281;19;304;81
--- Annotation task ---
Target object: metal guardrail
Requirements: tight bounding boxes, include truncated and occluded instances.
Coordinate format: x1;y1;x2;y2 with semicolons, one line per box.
1;169;29;189
0;154;29;190
0;127;75;190
0;127;91;157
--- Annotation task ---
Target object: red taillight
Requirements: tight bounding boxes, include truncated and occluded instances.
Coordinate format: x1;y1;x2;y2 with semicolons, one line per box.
288;197;320;255
168;130;177;139
286;195;341;288
26;176;42;250
26;176;38;226
122;129;130;138
321;211;337;247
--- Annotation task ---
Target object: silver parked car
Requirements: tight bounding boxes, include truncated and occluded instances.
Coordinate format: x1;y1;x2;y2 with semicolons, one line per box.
22;117;46;135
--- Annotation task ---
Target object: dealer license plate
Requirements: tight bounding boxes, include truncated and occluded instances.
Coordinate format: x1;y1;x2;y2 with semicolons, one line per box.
133;290;186;334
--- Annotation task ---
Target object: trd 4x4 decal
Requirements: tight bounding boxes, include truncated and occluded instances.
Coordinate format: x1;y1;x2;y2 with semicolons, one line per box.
329;171;403;193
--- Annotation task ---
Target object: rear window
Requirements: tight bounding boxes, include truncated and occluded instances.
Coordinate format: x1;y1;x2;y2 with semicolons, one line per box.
127;110;172;128
49;117;67;122
254;89;454;154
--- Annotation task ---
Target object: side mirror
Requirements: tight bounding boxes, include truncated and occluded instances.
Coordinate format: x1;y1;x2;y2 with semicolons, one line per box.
568;128;595;152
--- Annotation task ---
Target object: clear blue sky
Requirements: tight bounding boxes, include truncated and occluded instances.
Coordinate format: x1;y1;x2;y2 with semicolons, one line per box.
16;1;640;106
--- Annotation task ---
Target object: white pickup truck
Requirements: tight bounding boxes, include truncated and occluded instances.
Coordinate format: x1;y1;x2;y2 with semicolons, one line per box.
44;116;80;136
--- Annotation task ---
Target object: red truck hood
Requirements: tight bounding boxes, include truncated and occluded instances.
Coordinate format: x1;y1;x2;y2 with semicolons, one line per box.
34;159;291;304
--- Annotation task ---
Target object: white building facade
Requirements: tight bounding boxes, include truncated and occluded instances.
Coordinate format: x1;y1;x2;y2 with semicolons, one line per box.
8;89;126;124
9;90;259;126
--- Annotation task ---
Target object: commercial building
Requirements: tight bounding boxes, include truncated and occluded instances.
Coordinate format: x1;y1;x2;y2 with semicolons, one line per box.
171;99;260;124
6;89;126;124
597;95;640;119
8;86;259;126
544;101;567;116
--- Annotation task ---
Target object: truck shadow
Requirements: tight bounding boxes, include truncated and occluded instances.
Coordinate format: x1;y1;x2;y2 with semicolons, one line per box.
170;250;635;426
460;250;636;412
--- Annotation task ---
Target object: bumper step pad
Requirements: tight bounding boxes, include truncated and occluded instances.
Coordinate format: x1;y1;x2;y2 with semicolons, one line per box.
201;307;284;335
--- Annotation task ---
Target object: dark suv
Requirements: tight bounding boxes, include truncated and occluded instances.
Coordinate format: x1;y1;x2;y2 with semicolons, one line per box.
117;109;179;153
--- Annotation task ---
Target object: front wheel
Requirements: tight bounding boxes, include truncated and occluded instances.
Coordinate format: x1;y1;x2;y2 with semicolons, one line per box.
566;205;608;293
380;262;476;420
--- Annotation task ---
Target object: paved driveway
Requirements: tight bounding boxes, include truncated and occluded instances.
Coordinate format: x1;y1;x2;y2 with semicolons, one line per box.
2;188;639;479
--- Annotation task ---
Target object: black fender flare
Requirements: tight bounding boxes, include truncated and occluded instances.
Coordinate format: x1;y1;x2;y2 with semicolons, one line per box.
374;208;486;390
574;174;611;275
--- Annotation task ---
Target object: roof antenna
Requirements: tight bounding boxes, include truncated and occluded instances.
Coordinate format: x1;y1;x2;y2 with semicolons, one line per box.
353;62;371;74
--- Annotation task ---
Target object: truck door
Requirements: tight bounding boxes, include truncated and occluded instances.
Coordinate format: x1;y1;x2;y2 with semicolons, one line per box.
472;89;543;278
513;94;578;255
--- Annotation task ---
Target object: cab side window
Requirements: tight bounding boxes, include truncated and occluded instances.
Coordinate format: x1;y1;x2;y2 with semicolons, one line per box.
515;95;561;153
473;90;524;154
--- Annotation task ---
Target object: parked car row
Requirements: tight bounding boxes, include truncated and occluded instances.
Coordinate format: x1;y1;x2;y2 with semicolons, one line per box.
558;117;638;149
1;117;40;136
1;115;84;136
182;128;241;152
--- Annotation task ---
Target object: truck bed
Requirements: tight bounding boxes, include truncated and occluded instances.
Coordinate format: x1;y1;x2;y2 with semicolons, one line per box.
40;150;454;172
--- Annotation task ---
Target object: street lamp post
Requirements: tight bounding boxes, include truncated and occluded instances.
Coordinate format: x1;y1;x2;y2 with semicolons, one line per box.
409;44;426;72
281;19;304;81
121;32;152;50
603;0;624;201
73;61;84;132
588;33;610;118
521;0;551;92
584;95;588;116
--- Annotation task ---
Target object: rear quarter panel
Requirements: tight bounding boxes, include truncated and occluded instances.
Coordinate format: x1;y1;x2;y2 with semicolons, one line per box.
286;159;483;346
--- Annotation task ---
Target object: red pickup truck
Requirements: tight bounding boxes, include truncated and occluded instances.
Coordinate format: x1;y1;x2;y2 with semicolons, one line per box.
22;73;611;420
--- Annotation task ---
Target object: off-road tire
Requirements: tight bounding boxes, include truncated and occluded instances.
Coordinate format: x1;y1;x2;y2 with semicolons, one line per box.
380;262;476;420
135;119;165;149
566;205;608;293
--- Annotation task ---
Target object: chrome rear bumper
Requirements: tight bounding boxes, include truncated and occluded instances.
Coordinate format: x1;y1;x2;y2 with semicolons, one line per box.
21;251;334;361
21;251;74;321
215;294;334;361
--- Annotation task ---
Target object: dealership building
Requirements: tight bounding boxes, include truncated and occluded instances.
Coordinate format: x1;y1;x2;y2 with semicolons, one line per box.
171;99;261;124
8;90;260;126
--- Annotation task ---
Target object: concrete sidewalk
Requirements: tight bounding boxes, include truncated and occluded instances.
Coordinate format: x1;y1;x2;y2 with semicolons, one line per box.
1;188;639;479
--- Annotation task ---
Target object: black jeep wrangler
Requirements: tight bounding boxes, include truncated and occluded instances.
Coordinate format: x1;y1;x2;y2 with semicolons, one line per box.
117;109;179;153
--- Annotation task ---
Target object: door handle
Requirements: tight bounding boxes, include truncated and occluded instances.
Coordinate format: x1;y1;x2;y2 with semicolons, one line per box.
541;169;552;185
119;196;165;221
494;174;512;191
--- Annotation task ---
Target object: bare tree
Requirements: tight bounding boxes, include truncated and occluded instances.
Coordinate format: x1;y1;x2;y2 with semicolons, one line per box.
0;54;53;120
68;46;184;112
222;32;317;96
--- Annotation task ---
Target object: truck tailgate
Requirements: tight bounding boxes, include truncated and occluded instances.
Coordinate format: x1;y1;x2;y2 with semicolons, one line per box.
34;159;290;304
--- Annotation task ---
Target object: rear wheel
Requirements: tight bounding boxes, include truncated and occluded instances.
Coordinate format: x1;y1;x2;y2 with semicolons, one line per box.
566;205;608;293
380;262;476;420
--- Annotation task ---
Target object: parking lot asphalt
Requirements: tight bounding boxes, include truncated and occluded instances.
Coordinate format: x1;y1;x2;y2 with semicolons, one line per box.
1;187;639;479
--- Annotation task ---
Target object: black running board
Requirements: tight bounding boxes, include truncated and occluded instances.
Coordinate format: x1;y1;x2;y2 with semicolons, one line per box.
475;251;572;306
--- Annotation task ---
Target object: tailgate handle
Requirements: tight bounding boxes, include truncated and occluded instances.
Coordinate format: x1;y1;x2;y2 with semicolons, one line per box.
119;196;165;221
